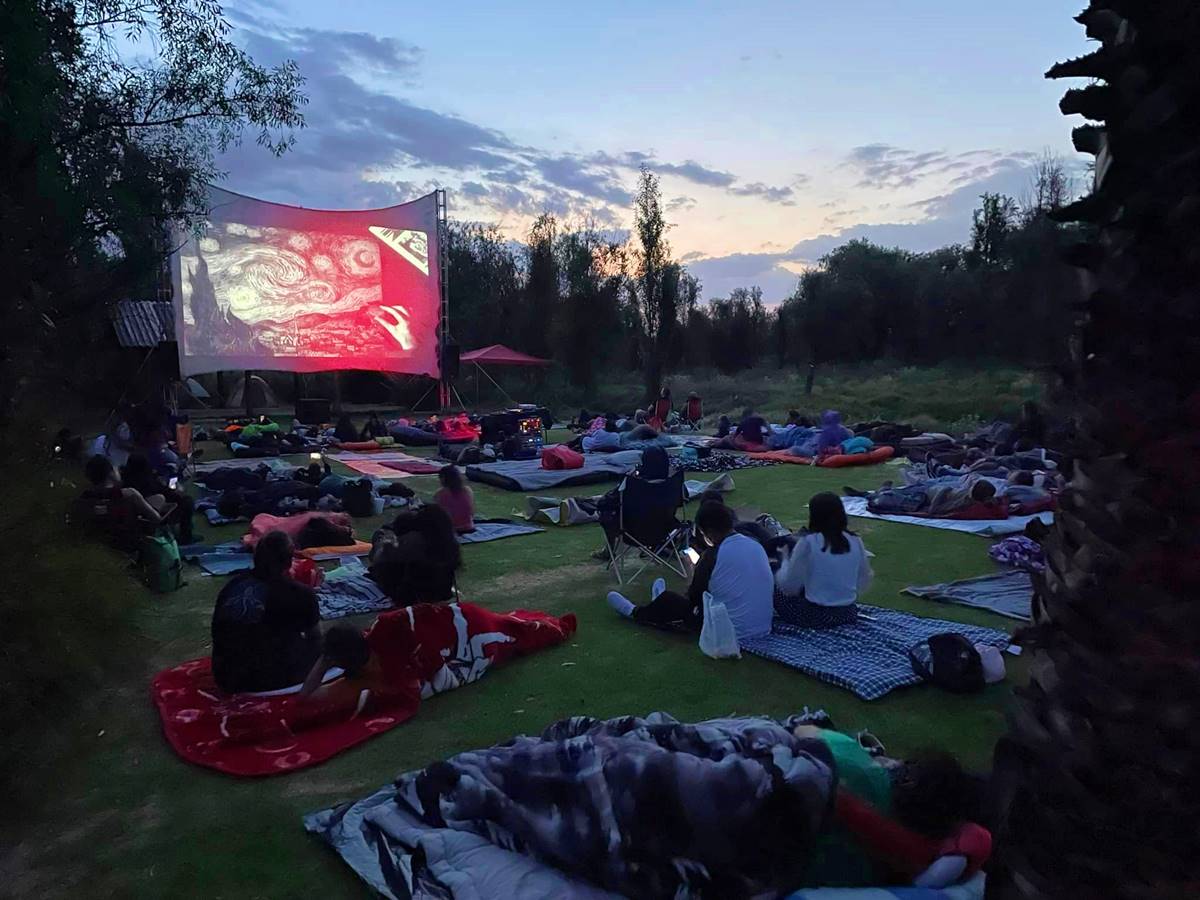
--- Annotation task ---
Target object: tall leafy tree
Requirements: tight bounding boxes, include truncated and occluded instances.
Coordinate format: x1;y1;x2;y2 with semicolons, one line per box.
555;224;625;390
0;0;305;420
632;166;677;400
966;193;1019;269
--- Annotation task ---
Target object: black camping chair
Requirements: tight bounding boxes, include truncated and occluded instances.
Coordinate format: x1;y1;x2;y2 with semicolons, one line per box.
603;469;691;585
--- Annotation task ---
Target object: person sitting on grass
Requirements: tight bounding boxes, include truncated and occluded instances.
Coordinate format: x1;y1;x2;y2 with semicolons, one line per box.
121;452;195;545
775;492;873;628
79;454;167;549
370;505;462;604
434;464;476;534
211;530;321;694
606;500;773;641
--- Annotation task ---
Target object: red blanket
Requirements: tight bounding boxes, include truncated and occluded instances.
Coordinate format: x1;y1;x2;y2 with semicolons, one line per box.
152;604;577;777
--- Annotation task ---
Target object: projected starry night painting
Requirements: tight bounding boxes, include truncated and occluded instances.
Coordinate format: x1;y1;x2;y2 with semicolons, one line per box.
172;187;441;376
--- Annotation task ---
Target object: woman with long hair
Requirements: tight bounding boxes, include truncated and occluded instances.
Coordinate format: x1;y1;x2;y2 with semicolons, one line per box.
774;492;873;627
434;464;475;534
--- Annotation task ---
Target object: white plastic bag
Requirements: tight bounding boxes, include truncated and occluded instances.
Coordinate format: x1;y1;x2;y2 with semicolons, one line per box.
699;591;741;659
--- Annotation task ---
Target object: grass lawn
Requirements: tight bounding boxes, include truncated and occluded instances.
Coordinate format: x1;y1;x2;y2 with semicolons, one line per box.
4;429;1027;897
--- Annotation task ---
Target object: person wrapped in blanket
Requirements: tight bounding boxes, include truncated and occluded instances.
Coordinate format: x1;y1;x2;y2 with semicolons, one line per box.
848;469;1057;520
605;500;775;641
370;713;990;896
774;492;874;628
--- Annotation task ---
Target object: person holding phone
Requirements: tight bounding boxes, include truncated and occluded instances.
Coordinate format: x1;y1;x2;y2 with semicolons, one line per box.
121;452;196;544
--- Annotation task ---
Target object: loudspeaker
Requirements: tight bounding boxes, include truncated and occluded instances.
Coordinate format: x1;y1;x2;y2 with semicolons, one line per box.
441;341;461;379
296;397;332;424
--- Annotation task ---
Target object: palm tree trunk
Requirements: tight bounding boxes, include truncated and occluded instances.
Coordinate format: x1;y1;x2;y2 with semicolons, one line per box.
990;4;1200;897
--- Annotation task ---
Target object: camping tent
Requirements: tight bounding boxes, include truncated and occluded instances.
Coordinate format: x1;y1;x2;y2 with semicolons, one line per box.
460;344;552;404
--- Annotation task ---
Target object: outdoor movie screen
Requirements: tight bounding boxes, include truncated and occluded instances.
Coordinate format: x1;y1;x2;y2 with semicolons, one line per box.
171;186;441;377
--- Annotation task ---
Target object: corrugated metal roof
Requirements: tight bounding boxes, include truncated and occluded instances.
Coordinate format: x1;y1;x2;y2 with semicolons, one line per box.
110;300;175;347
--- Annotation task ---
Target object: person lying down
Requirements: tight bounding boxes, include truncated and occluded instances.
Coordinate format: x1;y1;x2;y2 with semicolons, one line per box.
380;713;991;897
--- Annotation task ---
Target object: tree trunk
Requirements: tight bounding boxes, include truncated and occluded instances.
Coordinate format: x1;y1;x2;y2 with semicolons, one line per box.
990;6;1200;897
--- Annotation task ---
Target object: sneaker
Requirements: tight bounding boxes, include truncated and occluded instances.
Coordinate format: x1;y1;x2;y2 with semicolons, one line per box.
651;578;666;601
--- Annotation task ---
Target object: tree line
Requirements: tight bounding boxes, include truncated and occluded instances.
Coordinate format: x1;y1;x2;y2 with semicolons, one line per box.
448;157;1085;400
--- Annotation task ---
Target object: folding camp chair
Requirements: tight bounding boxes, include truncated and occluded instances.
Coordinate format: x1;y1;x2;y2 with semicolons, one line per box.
173;421;195;479
683;395;703;430
603;469;691;585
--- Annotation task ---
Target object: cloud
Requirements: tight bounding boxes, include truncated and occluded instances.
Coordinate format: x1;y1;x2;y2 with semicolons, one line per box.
842;145;1035;193
668;196;697;212
729;182;795;204
534;156;633;206
685;157;1051;302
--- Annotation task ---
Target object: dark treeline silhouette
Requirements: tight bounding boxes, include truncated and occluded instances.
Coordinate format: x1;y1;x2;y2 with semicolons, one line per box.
446;158;1085;397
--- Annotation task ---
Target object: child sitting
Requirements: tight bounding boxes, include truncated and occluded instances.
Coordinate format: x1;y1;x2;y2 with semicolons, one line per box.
434;464;475;534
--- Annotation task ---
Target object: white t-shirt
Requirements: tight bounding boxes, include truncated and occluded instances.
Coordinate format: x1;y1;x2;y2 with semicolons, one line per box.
708;533;774;640
775;532;873;607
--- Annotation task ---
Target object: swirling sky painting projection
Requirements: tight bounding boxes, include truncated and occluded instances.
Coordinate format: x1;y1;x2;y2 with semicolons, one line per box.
172;187;441;376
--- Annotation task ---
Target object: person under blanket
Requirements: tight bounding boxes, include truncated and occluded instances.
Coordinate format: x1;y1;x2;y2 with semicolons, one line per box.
816;410;853;454
211;530;321;694
854;475;1005;519
606;500;773;640
434;464;476;533
792;723;991;889
775;492;873;628
296;603;569;715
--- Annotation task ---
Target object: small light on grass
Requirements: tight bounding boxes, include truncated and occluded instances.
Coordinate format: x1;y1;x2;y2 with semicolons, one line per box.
310;451;323;462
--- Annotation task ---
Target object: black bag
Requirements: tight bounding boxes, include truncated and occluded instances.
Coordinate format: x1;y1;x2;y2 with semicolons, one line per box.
342;478;376;518
909;633;985;694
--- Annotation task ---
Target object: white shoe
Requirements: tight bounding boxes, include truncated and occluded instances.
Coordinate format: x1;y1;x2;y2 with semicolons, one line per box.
651;578;667;601
607;591;635;617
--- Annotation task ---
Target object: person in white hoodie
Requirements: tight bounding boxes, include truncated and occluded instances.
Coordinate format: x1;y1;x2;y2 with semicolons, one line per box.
606;501;774;641
775;492;873;627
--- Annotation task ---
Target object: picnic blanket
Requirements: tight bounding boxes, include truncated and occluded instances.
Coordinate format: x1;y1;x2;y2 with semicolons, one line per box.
152;603;576;776
317;565;393;620
840;497;1053;538
458;521;544;543
466;454;638;492
304;712;836;899
740;606;1011;700
747;446;896;468
193;456;300;475
903;570;1034;622
684;452;778;474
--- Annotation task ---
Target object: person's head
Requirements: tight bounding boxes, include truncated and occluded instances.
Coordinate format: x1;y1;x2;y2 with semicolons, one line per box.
892;751;986;838
438;463;465;493
415;504;462;570
660;386;671;400
639;446;670;480
634;410;647;424
1007;470;1034;487
821;409;841;427
741;407;754;421
695;500;736;546
970;480;997;503
85;454;116;487
807;491;851;554
253;530;294;579
321;625;371;678
787;409;802;425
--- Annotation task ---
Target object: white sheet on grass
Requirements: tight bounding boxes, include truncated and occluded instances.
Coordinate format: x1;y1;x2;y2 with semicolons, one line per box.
841;496;1053;537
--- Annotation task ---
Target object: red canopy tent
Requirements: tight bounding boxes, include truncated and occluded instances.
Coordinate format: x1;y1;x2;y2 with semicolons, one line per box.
460;344;552;404
461;344;553;366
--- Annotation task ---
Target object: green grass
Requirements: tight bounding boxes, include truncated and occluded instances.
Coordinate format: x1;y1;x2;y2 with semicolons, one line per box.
498;361;1044;435
3;426;1028;897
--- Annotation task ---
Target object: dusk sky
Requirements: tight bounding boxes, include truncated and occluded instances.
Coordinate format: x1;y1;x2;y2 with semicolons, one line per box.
222;0;1091;301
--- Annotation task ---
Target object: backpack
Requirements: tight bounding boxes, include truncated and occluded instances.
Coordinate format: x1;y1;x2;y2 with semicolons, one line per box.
140;532;183;593
342;479;376;518
909;633;985;693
